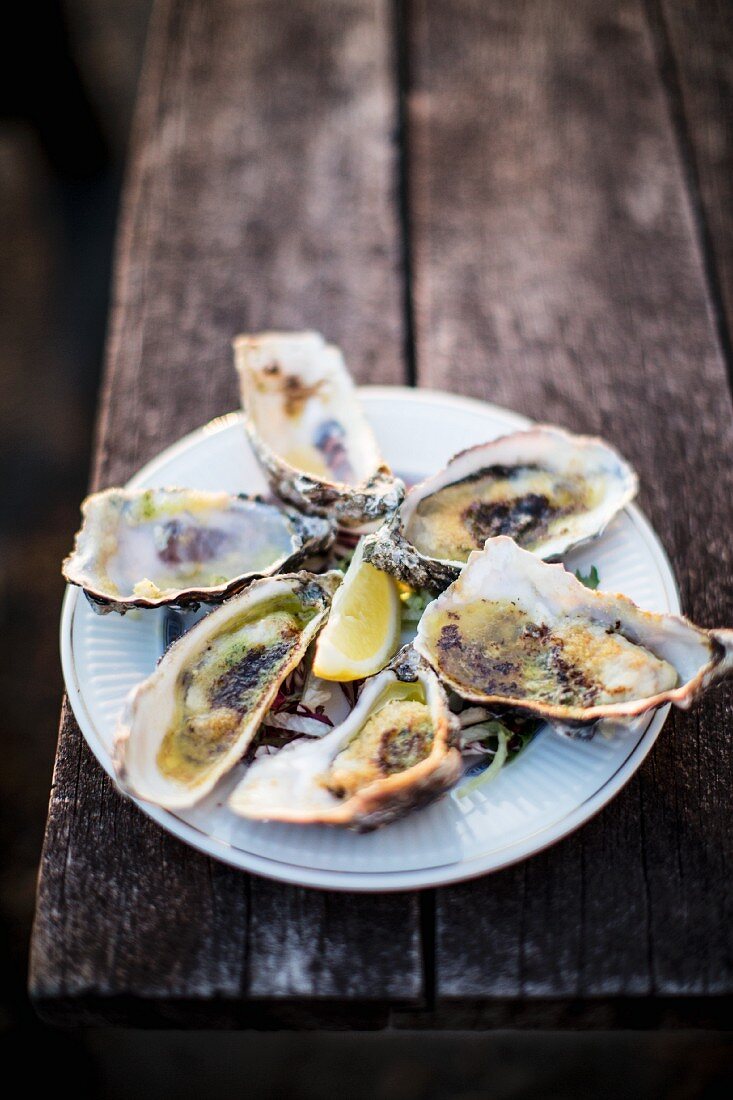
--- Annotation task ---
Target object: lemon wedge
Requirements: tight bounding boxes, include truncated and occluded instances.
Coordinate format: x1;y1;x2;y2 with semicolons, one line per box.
312;539;401;681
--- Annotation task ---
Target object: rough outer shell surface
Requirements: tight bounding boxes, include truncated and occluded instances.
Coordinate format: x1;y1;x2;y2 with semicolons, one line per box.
414;536;733;731
363;426;638;591
114;571;342;809
228;647;462;831
234;331;404;528
63;487;333;614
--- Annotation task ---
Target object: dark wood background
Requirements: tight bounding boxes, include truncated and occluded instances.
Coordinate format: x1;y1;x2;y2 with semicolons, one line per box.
30;0;733;1027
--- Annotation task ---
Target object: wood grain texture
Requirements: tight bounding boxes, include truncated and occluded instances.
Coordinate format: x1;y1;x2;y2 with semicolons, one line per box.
30;0;422;1026
31;0;733;1027
656;0;733;357
94;0;405;489
408;0;733;1004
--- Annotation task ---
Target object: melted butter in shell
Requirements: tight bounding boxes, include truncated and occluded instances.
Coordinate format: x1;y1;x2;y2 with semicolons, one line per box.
423;599;678;708
323;692;434;800
407;465;600;562
102;495;297;599
157;597;317;786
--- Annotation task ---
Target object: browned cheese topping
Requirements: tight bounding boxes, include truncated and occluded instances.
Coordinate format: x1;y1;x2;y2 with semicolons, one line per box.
323;699;435;800
422;599;678;708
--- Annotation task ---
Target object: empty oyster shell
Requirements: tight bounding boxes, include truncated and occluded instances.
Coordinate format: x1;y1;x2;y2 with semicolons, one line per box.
414;537;733;733
63;487;333;614
228;647;462;830
363;426;638;591
234;331;404;528
115;571;341;809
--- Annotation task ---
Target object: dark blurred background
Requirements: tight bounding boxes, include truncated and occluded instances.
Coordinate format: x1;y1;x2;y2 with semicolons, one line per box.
0;2;731;1096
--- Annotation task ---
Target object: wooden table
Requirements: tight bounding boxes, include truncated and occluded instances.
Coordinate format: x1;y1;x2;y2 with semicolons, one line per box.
30;0;733;1028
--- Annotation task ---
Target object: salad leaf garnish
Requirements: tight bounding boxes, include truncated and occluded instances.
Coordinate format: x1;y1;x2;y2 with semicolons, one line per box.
399;586;435;625
575;564;600;590
457;715;542;797
456;723;509;797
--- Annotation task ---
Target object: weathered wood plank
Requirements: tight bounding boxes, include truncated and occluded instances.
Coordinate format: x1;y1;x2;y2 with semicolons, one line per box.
656;0;733;360
30;0;420;1025
408;0;733;1007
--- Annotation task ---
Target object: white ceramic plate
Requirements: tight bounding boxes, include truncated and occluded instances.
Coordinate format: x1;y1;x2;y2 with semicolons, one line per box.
61;388;680;891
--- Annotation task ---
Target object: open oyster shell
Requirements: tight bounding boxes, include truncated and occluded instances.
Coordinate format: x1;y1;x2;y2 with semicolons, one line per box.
63;487;333;614
363;426;638;591
228;647;462;831
114;571;341;809
234;331;404;528
414;537;733;734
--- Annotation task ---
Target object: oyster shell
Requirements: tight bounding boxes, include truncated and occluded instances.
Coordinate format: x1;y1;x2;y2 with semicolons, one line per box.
234;331;404;528
114;571;341;808
363;426;638;590
414;536;733;733
63;487;333;614
228;647;462;830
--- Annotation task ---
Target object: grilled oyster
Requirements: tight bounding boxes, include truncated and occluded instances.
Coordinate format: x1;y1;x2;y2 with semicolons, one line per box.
228;647;462;830
363;426;637;590
234;331;404;528
115;571;341;808
63;487;333;614
414;537;733;734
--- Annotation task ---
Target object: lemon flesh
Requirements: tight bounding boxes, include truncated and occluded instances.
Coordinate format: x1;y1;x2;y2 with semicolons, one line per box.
313;542;401;681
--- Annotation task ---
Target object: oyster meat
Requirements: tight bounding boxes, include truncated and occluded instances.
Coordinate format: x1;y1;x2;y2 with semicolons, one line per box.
115;571;341;808
63;487;333;613
234;331;404;528
228;647;462;830
364;426;637;590
414;536;733;732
